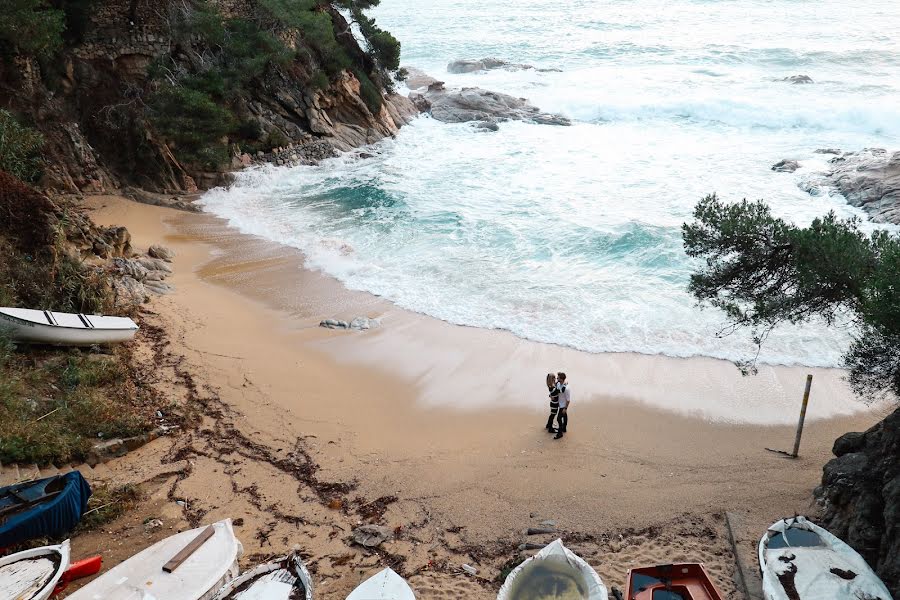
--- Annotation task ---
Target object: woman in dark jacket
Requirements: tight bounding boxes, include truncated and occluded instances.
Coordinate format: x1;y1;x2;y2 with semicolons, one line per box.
545;373;560;432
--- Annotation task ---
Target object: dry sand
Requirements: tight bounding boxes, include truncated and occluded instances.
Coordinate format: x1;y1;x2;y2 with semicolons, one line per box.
64;195;892;599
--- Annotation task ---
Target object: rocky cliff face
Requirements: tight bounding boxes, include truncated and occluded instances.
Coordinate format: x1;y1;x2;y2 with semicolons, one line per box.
815;405;900;597
0;0;416;194
804;149;900;225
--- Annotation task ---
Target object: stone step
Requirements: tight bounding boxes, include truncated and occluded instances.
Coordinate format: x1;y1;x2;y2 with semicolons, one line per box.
0;463;20;487
41;463;60;477
89;462;113;480
20;464;41;482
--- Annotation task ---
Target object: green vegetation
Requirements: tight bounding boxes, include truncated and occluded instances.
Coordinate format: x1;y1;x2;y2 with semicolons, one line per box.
0;0;65;58
0;110;45;183
0;341;150;464
683;194;900;400
76;483;143;531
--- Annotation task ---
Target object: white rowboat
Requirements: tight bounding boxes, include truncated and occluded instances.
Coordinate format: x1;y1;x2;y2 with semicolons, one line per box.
346;568;415;600
213;552;313;599
0;307;138;346
0;540;70;600
758;516;892;600
497;539;608;600
68;519;242;600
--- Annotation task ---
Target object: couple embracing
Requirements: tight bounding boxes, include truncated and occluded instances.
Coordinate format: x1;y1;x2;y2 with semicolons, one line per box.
545;372;570;440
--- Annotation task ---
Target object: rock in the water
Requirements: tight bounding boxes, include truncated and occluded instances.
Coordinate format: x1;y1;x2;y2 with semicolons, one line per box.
447;57;534;74
148;244;175;262
352;524;392;547
410;82;570;127
783;74;814;84
772;159;801;173
474;121;500;132
349;317;380;330
403;66;445;91
320;319;349;329
806;148;900;224
815;148;841;155
815;406;900;598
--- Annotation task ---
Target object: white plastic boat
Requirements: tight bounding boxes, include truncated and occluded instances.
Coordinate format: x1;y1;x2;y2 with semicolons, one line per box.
346;568;415;600
758;516;892;600
0;539;70;600
0;307;138;345
68;519;242;600
497;539;608;600
213;552;313;599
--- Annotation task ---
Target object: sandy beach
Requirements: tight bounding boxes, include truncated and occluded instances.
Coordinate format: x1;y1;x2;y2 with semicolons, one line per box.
65;195;891;598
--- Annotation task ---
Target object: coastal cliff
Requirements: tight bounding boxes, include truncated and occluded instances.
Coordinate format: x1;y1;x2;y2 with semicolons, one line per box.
0;0;416;194
815;405;900;597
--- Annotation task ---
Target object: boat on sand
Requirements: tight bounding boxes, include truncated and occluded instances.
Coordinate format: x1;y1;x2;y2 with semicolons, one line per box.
497;539;608;600
0;540;70;600
0;472;92;548
213;552;313;599
623;563;724;600
758;516;891;600
0;307;138;345
346;568;415;600
68;519;242;600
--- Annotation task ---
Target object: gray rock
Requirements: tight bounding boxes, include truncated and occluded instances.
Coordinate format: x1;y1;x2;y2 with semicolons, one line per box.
410;84;570;127
352;524;392;547
144;281;173;295
833;431;866;456
815;406;900;598
474;121;500;132
814;148;841;155
112;276;147;307
808;148;900;224
772;159;801;173
320;319;349;329
447;58;535;74
137;257;173;274
783;74;814;84
349;317;380;330
403;67;444;91
148;245;175;261
112;257;149;281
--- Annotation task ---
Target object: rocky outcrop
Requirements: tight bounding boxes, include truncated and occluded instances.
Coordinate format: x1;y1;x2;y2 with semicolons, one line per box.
772;159;800;173
446;58;561;74
409;75;571;128
807;148;900;224
783;74;814;84
814;406;900;598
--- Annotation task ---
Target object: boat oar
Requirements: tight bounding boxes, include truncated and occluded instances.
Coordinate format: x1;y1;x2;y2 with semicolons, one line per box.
51;555;103;596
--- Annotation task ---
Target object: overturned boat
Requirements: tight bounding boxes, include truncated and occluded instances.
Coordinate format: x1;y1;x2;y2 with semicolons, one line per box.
623;563;724;600
0;307;138;346
213;552;313;599
758;516;891;600
0;472;92;548
346;568;415;600
0;540;70;600
497;539;608;600
68;519;242;600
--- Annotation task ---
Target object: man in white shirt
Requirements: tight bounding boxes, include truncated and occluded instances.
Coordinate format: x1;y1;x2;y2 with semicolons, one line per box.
554;372;570;440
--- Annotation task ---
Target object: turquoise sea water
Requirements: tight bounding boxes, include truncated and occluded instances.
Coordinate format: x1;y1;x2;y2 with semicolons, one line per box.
202;0;900;367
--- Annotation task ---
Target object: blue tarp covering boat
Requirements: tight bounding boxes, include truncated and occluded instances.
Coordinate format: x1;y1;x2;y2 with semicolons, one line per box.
0;472;91;548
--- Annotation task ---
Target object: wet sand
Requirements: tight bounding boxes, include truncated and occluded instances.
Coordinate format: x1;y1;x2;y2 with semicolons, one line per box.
70;195;890;598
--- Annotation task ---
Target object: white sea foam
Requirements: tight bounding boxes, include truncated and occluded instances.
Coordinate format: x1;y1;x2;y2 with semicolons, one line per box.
201;0;900;369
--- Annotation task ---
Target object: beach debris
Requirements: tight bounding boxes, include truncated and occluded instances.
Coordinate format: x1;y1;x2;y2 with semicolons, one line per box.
148;245;175;262
526;527;558;536
144;518;163;532
319;317;381;330
351;524;392;548
772;159;800;173
461;564;478;576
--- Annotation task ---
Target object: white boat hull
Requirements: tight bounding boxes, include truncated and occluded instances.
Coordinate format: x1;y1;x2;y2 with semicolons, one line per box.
346;568;415;600
758;516;892;600
0;308;137;346
213;553;313;600
497;539;608;600
0;540;70;600
68;519;242;600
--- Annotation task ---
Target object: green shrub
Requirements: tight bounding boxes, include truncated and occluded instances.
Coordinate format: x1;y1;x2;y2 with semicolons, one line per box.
354;68;382;113
0;0;65;58
0;110;44;183
354;12;400;72
148;85;235;168
309;71;330;90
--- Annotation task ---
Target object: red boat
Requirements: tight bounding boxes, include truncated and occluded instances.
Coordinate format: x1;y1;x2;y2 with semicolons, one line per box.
623;563;725;600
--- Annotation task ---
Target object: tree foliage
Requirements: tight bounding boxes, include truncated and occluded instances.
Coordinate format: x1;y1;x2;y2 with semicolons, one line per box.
683;193;900;401
0;0;65;58
0;110;44;183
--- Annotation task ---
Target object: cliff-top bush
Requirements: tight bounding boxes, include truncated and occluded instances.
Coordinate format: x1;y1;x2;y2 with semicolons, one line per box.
0;110;45;183
0;0;65;58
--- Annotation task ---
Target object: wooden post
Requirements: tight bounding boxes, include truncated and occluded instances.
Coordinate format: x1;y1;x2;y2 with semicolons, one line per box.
791;374;813;458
